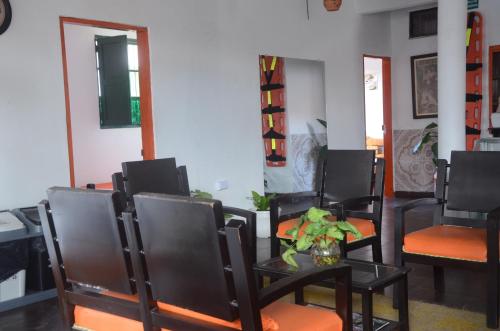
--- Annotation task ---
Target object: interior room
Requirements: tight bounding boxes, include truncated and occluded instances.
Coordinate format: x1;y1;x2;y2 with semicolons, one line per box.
1;0;500;330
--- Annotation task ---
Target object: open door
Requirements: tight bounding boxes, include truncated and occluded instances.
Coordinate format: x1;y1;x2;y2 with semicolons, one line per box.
363;55;394;197
60;17;155;187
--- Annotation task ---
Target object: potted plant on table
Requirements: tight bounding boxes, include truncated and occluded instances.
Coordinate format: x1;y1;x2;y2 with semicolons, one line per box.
251;191;276;238
281;207;361;268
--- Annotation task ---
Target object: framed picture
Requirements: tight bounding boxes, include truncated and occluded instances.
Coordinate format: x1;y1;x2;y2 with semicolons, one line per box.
411;53;438;119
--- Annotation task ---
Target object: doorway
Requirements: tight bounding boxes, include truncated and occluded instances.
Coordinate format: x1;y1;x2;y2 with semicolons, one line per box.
363;55;394;197
59;17;154;187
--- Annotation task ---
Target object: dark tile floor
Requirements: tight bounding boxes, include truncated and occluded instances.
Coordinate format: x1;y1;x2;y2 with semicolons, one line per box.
0;198;490;330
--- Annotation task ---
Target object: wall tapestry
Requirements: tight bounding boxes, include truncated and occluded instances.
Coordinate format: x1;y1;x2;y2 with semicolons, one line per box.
411;53;438;119
260;55;287;167
465;11;483;151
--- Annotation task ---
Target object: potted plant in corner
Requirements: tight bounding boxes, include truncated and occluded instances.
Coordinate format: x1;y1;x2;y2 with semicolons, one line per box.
251;191;276;238
281;207;361;267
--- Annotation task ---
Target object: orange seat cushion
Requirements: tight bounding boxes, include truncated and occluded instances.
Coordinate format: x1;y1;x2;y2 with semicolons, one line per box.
404;225;500;262
73;292;342;331
277;216;376;243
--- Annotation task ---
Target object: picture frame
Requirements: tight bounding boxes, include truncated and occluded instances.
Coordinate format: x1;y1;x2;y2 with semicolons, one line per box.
411;53;438;119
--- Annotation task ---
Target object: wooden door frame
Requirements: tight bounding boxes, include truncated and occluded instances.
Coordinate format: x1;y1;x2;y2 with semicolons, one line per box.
489;45;500;130
363;55;394;197
59;16;155;187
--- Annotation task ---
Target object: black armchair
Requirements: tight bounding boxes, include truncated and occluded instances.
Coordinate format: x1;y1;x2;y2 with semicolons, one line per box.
111;157;257;263
270;150;385;262
122;193;353;331
394;152;500;329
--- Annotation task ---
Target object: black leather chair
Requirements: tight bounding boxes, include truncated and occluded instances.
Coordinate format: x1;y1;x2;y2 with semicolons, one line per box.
111;157;257;263
395;151;500;329
123;193;353;331
270;150;385;262
111;157;190;209
38;187;146;330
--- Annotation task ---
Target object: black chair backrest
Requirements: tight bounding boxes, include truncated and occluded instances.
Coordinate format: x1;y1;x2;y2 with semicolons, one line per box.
133;193;237;321
446;151;500;213
322;150;376;202
46;187;134;294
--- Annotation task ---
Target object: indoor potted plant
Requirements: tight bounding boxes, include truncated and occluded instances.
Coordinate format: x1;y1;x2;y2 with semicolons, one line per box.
281;207;361;267
251;191;276;238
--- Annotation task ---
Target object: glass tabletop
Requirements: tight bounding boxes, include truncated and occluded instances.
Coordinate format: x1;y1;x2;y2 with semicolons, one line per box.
254;254;409;290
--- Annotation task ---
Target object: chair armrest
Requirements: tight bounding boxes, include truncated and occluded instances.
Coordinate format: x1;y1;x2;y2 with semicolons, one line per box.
394;198;440;265
486;207;500;264
257;264;352;330
395;198;440;214
327;195;380;219
224;207;257;264
271;191;319;204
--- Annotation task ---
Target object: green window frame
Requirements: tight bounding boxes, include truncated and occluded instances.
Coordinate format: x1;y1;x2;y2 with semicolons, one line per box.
96;36;141;129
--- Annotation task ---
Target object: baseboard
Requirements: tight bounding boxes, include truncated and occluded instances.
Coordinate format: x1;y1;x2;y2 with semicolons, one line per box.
394;191;434;199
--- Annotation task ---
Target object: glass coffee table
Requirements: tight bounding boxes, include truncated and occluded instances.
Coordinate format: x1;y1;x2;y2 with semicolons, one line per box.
254;254;410;331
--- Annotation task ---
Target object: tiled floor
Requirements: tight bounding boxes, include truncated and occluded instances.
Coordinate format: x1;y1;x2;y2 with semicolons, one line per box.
0;198;490;330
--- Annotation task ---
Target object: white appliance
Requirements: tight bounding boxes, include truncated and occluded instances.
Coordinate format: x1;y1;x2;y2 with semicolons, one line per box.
0;212;27;302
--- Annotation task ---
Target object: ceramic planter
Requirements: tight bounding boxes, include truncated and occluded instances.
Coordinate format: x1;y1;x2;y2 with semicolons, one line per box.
255;210;271;238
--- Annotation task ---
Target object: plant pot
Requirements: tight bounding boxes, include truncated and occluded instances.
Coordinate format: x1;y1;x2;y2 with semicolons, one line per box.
255;210;271;238
324;0;342;11
311;242;341;266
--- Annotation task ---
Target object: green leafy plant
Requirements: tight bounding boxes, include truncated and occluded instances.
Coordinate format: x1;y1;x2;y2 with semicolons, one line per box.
251;191;276;211
317;119;328;159
190;190;213;199
412;122;438;166
281;207;362;268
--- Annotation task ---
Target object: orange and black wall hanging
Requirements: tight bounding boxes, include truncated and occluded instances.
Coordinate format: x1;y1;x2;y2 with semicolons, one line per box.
260;55;287;167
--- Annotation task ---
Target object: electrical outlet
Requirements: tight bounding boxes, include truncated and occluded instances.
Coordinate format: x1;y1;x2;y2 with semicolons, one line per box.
214;180;229;191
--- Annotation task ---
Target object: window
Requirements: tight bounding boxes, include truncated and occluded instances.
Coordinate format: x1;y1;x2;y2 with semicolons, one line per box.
409;8;437;39
95;35;141;128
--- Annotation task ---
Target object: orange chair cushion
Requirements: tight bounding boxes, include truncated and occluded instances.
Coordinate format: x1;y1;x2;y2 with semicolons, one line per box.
404;225;500;262
73;292;342;331
277;216;376;243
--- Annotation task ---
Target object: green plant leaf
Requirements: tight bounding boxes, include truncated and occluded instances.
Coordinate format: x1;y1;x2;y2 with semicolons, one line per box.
306;207;331;223
296;235;314;251
317;119;327;128
280;239;292;248
425;122;438;129
191;190;213;199
285;227;299;240
326;227;345;241
224;213;233;220
336;221;362;239
282;248;298;268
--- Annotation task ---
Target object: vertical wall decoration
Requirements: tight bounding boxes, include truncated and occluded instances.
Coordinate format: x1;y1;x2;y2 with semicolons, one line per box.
260;55;287;167
465;12;483;151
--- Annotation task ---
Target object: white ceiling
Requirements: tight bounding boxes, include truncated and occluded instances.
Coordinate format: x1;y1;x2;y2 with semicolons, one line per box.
355;0;437;14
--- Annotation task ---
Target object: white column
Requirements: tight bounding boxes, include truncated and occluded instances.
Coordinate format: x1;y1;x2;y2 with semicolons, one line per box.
437;0;467;160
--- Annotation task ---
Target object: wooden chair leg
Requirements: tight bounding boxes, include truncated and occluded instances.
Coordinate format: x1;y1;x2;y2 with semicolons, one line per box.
294;288;305;305
487;264;499;329
372;237;383;263
59;300;75;330
433;266;445;294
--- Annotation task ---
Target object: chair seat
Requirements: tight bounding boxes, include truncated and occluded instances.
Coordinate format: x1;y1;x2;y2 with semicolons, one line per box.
404;225;500;262
277;216;376;243
74;293;342;331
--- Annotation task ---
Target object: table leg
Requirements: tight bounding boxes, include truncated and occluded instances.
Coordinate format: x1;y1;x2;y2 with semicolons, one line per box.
362;292;373;331
398;275;409;331
294;288;305;305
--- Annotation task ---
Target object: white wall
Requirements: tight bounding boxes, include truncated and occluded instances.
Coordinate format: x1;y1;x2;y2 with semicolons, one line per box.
390;6;437;131
0;0;390;210
64;24;142;187
286;58;326;135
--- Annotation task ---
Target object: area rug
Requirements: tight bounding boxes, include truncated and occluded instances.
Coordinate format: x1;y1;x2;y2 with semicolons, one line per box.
278;285;490;331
